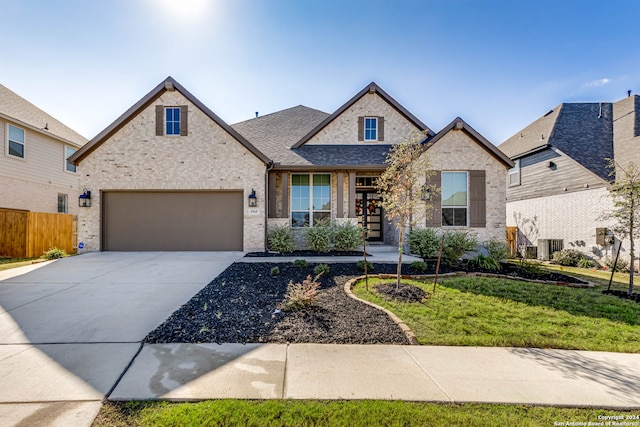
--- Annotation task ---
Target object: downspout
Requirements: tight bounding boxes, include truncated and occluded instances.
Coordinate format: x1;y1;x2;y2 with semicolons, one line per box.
264;161;275;252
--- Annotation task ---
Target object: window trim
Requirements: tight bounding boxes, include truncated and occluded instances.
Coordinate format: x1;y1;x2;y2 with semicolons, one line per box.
508;159;520;186
441;171;469;227
165;106;181;136
7;124;26;159
364;117;378;141
290;173;332;227
64;145;77;173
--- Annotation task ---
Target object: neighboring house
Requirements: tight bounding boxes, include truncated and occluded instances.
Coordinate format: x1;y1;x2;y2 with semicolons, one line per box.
70;77;512;252
0;84;87;215
498;95;640;264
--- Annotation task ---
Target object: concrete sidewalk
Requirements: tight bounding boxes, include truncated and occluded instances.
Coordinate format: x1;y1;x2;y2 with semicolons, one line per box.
239;244;422;264
110;343;640;408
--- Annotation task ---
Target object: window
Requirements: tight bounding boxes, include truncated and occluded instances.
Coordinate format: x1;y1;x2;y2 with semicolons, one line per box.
65;146;76;173
57;194;67;213
165;107;181;135
441;172;468;226
364;117;377;141
508;159;520;186
291;174;331;227
8;124;25;158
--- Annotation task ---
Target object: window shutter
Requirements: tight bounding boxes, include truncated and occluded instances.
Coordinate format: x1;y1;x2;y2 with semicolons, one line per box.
378;116;385;141
357;117;364;141
155;105;164;136
425;171;441;227
180;105;188;136
469;170;486;228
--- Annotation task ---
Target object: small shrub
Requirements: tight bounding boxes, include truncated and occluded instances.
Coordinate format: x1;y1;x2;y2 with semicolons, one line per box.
471;254;501;271
42;247;67;260
282;274;321;310
293;259;308;268
304;223;333;253
411;261;428;272
551;249;585;267
577;258;596;269
443;230;478;265
408;228;440;259
517;259;544;274
267;224;295;254
332;222;361;251
270;266;280;276
604;256;629;272
484;240;509;262
357;260;373;272
313;263;330;276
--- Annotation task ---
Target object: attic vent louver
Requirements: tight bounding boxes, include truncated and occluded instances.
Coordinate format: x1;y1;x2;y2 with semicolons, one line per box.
165;81;175;91
368;85;376;94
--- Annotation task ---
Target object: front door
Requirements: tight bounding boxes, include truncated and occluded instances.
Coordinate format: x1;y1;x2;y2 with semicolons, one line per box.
356;191;383;242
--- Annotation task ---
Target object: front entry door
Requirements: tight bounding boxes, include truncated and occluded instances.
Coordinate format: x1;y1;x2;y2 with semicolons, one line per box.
356;191;383;242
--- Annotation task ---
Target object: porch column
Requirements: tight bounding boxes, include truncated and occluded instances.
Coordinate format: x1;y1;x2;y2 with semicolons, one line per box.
348;172;356;218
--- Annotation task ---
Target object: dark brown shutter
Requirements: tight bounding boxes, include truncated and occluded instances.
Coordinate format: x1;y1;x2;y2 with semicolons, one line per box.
469;170;486;228
268;172;277;218
155;105;164;136
425;171;441;227
378;116;384;141
180;105;188;136
357;117;364;141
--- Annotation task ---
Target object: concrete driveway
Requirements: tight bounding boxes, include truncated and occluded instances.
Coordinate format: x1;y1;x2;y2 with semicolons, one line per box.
0;251;242;426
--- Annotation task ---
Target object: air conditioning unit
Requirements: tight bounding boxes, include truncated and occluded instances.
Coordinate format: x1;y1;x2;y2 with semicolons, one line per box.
538;239;564;261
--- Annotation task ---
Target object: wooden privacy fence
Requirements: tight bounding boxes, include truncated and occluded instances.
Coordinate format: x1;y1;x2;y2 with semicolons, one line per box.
0;208;76;258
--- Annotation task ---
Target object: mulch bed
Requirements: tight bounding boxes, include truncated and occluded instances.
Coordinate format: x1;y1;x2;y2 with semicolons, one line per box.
144;261;587;345
244;250;367;257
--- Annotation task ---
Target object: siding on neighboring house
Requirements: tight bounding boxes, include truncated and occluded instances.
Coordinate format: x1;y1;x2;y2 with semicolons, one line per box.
304;92;421;145
0;117;81;214
507;148;608;202
613;95;640;169
76;90;267;252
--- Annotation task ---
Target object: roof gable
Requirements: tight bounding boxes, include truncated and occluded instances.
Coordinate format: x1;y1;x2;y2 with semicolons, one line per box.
69;77;270;165
425;117;514;168
0;83;87;147
292;82;432;148
499;103;613;181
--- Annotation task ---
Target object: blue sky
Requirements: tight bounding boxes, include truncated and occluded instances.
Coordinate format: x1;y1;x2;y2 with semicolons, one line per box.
2;0;639;144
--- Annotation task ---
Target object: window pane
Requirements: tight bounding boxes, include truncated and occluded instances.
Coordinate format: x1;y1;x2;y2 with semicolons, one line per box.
313;174;331;211
442;208;454;226
313;211;330;225
9;141;24;157
9;125;24;143
66;147;76;172
453;208;467;226
292;212;309;228
442;172;467;206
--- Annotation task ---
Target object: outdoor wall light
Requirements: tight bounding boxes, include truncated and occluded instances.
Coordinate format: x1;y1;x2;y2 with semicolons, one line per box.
421;185;432;201
79;188;91;207
248;189;257;207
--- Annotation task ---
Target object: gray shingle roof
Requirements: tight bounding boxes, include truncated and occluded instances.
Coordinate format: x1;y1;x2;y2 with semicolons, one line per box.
0;84;87;147
231;105;392;168
499;103;613;181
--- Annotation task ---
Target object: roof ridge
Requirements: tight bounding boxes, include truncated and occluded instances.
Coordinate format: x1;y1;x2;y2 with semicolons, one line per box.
231;105;328;126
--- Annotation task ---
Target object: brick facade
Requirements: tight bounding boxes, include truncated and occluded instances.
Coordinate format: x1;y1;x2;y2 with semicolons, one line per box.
76;90;266;252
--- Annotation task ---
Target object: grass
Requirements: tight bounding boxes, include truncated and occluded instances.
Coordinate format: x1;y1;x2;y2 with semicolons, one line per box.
543;262;638;292
0;257;40;271
92;400;636;427
353;276;640;353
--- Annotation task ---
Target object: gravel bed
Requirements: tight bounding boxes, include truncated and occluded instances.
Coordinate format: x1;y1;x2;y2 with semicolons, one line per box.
144;261;586;345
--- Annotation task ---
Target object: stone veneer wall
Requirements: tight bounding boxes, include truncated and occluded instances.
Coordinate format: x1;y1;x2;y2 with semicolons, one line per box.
421;129;508;244
305;93;421;145
76;90;266;252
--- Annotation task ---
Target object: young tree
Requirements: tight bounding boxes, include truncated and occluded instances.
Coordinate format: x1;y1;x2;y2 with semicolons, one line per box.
605;159;640;295
377;131;435;290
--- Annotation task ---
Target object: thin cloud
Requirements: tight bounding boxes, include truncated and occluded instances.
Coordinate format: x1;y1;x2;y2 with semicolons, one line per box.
584;78;611;87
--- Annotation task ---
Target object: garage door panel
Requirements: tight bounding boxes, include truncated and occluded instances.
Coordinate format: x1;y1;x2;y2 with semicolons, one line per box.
103;192;243;251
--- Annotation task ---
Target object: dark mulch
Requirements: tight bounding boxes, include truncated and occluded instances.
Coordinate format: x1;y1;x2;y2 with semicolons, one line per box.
374;282;429;303
144;261;587;345
245;250;368;257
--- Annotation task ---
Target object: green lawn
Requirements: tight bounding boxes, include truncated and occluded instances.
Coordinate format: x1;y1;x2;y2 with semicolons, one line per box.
0;257;39;271
353;276;640;353
543;263;638;292
93;400;636;427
